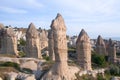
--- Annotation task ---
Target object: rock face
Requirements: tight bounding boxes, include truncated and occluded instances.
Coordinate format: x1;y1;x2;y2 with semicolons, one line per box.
108;39;116;63
42;13;72;80
96;35;107;55
0;23;4;49
25;23;42;58
48;29;55;60
39;30;48;51
76;29;92;70
0;27;18;55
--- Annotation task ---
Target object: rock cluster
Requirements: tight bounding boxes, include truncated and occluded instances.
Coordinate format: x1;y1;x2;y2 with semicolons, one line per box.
76;29;92;70
0;25;18;55
96;35;107;55
42;13;72;80
25;23;42;58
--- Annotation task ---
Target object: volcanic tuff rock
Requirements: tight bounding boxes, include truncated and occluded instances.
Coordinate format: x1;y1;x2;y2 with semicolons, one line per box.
42;13;76;80
108;38;116;63
76;29;92;70
96;35;107;55
0;23;4;49
0;27;18;55
48;29;55;61
25;23;42;58
39;29;48;51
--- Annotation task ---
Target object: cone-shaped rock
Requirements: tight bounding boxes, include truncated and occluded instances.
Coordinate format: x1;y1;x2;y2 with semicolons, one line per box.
48;29;55;61
96;35;107;55
108;38;116;63
25;23;42;58
0;27;18;55
76;29;92;70
40;30;48;50
42;13;73;80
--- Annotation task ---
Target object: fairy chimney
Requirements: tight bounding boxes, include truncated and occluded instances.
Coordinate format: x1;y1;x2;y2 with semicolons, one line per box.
40;29;48;50
0;26;18;55
96;35;107;55
42;13;72;80
76;29;92;70
25;23;42;58
108;38;116;63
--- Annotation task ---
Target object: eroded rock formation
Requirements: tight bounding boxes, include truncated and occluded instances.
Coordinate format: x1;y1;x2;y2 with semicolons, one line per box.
25;23;42;58
96;35;107;55
48;29;55;60
42;13;74;80
108;38;116;63
76;29;92;70
0;26;18;55
39;30;48;51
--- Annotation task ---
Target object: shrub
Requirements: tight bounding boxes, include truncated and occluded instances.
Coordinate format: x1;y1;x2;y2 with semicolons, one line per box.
0;62;20;70
18;38;26;46
109;64;120;76
92;54;106;68
18;51;26;57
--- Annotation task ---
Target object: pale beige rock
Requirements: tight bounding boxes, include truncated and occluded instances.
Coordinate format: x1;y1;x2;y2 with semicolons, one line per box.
76;29;92;70
108;38;116;63
96;35;107;55
40;30;48;50
42;13;75;80
0;23;4;29
20;60;37;71
7;72;18;80
0;77;2;80
0;27;18;55
48;29;55;60
25;23;42;58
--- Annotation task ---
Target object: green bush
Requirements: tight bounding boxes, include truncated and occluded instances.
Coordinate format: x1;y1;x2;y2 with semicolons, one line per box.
109;64;120;76
18;38;26;46
43;56;50;61
0;62;20;70
92;54;106;68
18;51;26;57
97;74;106;80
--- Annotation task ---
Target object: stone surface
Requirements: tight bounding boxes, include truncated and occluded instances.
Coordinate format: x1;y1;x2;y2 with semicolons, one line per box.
40;29;48;51
76;29;92;70
7;72;36;80
42;13;75;80
20;60;37;71
107;38;116;63
25;23;42;58
96;35;107;55
0;23;4;49
0;27;18;55
48;29;55;60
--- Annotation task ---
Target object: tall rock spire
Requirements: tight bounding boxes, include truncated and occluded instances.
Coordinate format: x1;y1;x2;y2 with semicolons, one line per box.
25;23;42;58
42;13;74;80
96;35;107;55
108;38;116;63
76;29;92;70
